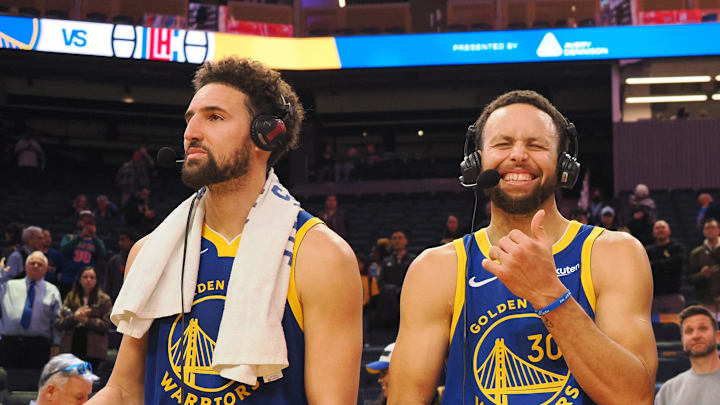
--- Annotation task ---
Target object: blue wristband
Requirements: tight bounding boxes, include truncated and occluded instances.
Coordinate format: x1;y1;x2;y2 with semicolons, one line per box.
536;290;572;317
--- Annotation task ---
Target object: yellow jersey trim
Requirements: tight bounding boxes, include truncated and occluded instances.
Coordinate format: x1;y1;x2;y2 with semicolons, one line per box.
473;221;581;257
450;239;468;344
580;227;605;313
288;217;324;332
201;225;241;258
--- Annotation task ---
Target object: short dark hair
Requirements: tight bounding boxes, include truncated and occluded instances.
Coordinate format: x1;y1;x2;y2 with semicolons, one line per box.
192;57;305;167
472;90;570;157
679;305;718;332
703;217;719;227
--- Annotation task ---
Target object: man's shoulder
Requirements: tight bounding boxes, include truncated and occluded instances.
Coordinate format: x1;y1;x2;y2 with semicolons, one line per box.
690;245;706;256
41;281;61;297
658;368;696;394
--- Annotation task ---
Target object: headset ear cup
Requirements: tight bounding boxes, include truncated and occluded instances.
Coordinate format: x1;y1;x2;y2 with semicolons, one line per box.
557;153;580;189
459;151;482;187
250;115;288;152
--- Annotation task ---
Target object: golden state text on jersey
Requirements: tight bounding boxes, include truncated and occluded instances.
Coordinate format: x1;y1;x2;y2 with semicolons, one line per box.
145;210;321;404
443;222;604;405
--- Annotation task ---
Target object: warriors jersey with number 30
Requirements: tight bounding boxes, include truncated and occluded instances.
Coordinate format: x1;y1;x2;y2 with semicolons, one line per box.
144;210;321;405
443;221;604;405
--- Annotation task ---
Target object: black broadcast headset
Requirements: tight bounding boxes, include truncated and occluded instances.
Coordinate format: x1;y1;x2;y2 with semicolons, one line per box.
456;113;580;404
249;95;293;152
459;114;581;190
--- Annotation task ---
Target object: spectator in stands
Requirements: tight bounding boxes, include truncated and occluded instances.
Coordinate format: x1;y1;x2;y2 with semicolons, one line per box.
689;218;720;319
68;194;89;221
654;305;720;404
14;133;44;179
42;229;64;286
365;342;395;405
362;144;382;179
375;231;416;333
368;238;391;278
103;230;137;303
34;353;98;405
3;225;44;281
628;205;654;246
587;187;604;225
1;222;24;258
599;206;618;231
124;186;157;235
56;267;112;371
630;183;657;222
116;147;154;205
569;208;588;224
440;214;463;244
646;220;686;314
319;194;348;240
0;251;61;368
316;144;334;182
697;193;720;232
359;255;379;343
93;195;120;224
60;212;106;297
335;146;358;182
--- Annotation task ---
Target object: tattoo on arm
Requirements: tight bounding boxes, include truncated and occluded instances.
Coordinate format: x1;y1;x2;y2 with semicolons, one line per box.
542;316;554;329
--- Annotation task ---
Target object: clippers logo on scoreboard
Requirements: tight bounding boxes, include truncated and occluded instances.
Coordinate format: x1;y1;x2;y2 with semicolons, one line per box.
112;25;212;63
0;15;39;50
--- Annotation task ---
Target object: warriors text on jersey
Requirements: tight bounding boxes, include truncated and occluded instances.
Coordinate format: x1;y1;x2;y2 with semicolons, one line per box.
145;211;321;404
444;221;604;405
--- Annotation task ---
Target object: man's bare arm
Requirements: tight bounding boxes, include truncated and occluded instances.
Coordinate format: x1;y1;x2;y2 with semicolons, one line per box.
86;236;149;405
541;231;657;404
388;244;457;405
296;225;363;405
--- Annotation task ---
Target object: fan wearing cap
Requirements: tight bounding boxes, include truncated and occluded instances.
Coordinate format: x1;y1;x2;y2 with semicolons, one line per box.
33;353;99;405
599;206;618;231
366;343;395;405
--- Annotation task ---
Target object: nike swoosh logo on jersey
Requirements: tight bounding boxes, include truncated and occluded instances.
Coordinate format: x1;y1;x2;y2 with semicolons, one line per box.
469;276;497;288
200;248;209;254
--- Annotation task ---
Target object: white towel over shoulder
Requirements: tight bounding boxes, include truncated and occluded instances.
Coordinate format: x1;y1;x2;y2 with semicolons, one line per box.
111;169;301;385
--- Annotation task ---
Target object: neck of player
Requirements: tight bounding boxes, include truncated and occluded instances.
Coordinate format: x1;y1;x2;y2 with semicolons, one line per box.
486;197;569;245
691;348;720;374
203;165;267;242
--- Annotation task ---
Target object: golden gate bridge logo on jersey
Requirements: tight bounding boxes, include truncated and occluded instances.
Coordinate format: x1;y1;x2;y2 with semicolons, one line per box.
167;295;235;393
473;313;572;404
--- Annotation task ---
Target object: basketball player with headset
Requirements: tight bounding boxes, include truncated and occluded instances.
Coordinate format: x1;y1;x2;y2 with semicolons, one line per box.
88;57;362;404
389;90;658;404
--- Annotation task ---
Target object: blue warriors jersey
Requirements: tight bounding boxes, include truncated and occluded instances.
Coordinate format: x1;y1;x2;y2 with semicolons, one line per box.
444;221;604;405
145;211;322;404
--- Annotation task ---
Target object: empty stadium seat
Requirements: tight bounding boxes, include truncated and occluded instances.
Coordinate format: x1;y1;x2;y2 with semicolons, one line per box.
18;7;40;18
384;25;405;34
507;21;527;30
470;22;493;31
656;356;690;382
308;28;330;37
86;12;108;22
6;369;41;392
333;28;356;36
112;15;135;25
446;24;468;32
578;18;596;27
531;20;551;29
554;19;568;27
359;27;381;35
2;391;37;405
45;9;69;19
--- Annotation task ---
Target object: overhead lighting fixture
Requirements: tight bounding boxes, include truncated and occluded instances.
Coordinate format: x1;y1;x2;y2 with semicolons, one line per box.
625;76;712;85
712;94;720;100
716;75;720;81
338;0;346;7
417;129;424;136
625;95;708;103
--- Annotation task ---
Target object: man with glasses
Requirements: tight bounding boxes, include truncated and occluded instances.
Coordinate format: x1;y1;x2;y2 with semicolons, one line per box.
32;353;98;405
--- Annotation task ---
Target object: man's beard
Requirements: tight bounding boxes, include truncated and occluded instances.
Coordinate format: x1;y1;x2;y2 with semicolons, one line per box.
181;141;251;190
687;340;718;358
485;175;556;215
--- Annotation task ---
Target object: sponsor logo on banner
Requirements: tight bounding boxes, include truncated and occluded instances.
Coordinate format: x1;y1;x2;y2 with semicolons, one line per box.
536;32;609;58
0;16;40;50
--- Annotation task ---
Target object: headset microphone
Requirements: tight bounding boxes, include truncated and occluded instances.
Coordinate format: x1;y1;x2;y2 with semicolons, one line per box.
157;147;184;168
